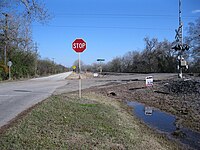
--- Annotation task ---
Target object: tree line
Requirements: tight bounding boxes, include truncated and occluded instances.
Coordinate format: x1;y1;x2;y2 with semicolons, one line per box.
1;1;199;80
84;18;200;74
0;0;67;80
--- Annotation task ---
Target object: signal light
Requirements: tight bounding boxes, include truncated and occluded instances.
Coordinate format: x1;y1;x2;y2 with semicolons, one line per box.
183;44;189;51
172;44;189;51
172;44;182;51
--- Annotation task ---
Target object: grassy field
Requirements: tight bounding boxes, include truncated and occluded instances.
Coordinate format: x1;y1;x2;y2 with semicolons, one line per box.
0;92;182;150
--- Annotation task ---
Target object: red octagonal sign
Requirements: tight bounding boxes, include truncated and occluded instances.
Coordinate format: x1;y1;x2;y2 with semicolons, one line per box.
72;38;86;53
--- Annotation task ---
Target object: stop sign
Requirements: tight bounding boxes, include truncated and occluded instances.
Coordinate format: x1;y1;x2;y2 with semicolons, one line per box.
72;38;86;53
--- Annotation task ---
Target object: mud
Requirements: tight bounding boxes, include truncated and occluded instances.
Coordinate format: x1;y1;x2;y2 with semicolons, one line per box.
88;76;200;133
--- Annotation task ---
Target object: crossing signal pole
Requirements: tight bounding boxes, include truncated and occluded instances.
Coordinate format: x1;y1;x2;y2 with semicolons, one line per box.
178;0;183;78
172;0;189;78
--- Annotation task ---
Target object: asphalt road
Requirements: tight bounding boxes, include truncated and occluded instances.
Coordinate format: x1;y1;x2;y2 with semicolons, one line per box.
0;72;176;128
0;72;72;128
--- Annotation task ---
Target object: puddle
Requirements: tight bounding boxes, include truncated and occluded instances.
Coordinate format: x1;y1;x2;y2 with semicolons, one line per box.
127;101;200;150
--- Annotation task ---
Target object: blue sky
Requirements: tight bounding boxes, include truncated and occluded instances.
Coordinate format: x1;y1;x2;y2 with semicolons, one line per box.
32;0;200;67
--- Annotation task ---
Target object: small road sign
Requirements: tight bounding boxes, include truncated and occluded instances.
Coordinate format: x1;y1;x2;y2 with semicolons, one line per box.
72;39;86;53
145;76;153;87
7;61;12;67
72;66;76;70
97;59;105;61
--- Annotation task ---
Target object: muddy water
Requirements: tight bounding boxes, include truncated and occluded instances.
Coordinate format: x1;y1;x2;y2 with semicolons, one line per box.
127;101;200;150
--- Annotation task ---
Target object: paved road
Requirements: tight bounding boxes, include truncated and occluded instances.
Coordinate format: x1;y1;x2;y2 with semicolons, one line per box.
0;72;176;128
0;72;72;127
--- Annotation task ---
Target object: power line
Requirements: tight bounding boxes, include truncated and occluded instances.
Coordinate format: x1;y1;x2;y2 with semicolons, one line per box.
33;24;173;31
53;13;197;19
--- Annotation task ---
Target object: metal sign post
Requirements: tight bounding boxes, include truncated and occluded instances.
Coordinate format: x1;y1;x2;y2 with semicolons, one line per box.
72;38;86;98
78;53;81;98
97;59;105;75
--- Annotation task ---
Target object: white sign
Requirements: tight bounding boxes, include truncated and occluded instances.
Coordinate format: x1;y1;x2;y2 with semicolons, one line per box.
145;76;153;87
7;61;12;67
93;73;99;77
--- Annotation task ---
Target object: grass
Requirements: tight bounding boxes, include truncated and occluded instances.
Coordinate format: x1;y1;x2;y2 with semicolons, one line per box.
0;92;181;150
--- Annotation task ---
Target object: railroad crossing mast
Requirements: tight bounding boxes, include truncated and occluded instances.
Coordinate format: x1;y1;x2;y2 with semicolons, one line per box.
172;0;189;78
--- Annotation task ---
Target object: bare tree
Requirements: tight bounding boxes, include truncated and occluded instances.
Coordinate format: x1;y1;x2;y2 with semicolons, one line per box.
0;0;49;79
186;18;200;61
186;17;200;72
19;0;50;23
106;57;122;72
142;37;158;72
103;38;177;73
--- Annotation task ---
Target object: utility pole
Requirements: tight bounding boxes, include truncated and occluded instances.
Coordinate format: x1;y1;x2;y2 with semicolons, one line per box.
2;13;8;66
25;27;29;51
34;42;38;76
52;57;55;74
172;0;189;78
52;58;55;64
